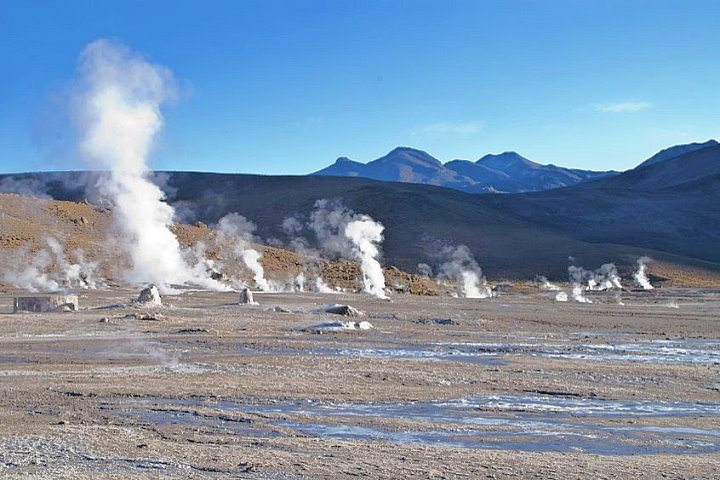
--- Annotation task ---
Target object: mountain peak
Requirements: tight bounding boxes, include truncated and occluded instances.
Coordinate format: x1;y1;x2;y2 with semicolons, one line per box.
637;139;719;169
378;146;443;167
388;146;425;154
476;151;537;169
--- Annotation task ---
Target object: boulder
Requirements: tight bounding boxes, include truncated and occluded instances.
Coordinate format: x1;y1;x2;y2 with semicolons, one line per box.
317;304;366;317
137;285;162;306
209;270;227;281
13;295;79;313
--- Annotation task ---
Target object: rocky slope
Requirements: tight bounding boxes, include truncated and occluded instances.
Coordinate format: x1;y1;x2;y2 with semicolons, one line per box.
0;193;440;294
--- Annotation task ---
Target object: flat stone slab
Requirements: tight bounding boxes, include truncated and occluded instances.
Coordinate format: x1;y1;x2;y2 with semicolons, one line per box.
13;295;79;313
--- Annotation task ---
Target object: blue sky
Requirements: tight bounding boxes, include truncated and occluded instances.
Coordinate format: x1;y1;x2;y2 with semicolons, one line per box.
1;0;719;174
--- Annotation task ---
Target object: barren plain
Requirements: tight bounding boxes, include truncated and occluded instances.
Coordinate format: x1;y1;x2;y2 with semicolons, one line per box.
0;287;718;478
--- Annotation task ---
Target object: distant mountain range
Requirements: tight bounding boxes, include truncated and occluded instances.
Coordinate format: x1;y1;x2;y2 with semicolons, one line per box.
2;140;718;280
313;147;619;193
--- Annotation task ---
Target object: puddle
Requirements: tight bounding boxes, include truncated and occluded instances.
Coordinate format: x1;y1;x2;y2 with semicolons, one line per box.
438;339;720;364
309;346;506;365
110;395;720;455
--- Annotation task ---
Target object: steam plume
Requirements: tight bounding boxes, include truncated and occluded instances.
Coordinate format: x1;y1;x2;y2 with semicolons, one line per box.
217;213;275;291
571;284;591;303
568;262;624;303
315;277;336;293
2;238;103;292
294;272;305;292
633;257;654;290
344;218;387;299
74;39;223;293
537;275;561;291
417;263;433;277
306;199;388;299
439;245;492;298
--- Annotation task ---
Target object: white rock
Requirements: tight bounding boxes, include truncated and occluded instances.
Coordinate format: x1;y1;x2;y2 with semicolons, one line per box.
137;285;162;306
239;287;258;305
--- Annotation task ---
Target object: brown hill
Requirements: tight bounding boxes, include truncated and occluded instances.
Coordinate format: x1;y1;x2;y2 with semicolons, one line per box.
0;193;441;294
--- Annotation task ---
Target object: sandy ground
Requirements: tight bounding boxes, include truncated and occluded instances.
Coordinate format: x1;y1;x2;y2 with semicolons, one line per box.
0;287;718;479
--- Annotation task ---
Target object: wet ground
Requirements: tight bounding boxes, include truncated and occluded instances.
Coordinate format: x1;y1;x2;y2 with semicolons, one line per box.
0;287;718;478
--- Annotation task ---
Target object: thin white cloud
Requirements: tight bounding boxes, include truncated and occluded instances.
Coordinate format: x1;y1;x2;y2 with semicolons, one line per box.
416;121;483;135
592;101;653;113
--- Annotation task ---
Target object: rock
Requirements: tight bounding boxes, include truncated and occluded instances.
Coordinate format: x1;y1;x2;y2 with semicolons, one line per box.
239;288;258;305
13;295;79;313
303;320;374;333
492;283;513;293
210;270;227;281
271;306;291;313
317;304;366;317
124;312;164;321
99;317;109;323
137;285;162;306
413;317;457;325
175;328;209;334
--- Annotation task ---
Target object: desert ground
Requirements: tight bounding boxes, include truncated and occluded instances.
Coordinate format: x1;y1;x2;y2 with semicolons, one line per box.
0;287;718;479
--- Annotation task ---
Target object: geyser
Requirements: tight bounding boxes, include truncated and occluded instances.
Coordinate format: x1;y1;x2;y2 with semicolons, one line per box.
216;213;275;291
633;257;654;290
344;218;387;299
74;39;223;293
307;199;388;299
2;237;103;292
439;245;492;298
568;262;624;303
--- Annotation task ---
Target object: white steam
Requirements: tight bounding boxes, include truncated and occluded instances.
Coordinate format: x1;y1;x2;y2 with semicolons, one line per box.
568;262;624;303
439;245;492;298
240;249;270;291
571;284;591;303
417;263;433;277
538;275;567;301
587;263;623;291
633;257;654;290
294;272;305;292
344;218;387;299
537;276;561;291
2;238;104;292
305;199;388;299
74;39;223;293
216;213;276;291
46;238;105;289
314;277;336;293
